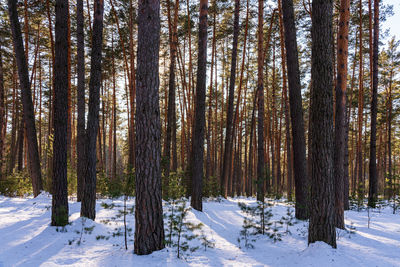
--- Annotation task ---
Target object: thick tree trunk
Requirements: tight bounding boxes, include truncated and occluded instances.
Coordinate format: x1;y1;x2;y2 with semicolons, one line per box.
308;0;337;248
76;0;85;202
134;0;165;255
52;0;69;227
281;0;309;220
8;0;43;197
333;0;350;229
221;0;239;198
81;0;104;220
368;0;379;208
190;0;208;211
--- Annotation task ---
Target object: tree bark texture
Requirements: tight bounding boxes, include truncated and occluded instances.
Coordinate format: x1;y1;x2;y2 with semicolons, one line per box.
52;0;69;226
308;0;337;248
191;0;208;211
81;0;104;220
134;0;165;255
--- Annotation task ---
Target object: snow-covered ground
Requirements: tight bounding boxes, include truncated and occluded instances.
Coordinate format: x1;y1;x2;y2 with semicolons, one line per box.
0;193;399;267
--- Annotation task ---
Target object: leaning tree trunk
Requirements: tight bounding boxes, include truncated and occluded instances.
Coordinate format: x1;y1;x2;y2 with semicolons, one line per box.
134;0;165;255
333;0;350;229
81;0;104;220
190;0;208;211
8;0;43;197
368;0;379;208
52;0;69;227
308;0;337;248
221;0;239;198
281;0;309;220
76;0;85;202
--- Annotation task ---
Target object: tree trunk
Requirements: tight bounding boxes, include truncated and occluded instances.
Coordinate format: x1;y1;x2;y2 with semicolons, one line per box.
190;0;208;211
164;0;180;186
0;45;4;180
368;0;379;208
256;0;265;202
134;0;165;255
357;0;364;199
281;0;309;220
80;0;104;220
308;0;337;248
8;0;43;197
76;0;85;202
52;0;69;227
221;0;240;198
333;0;350;229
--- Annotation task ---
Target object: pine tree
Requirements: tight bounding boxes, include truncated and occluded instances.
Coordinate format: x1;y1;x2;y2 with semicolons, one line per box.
308;0;337;248
190;0;208;211
51;0;70;227
281;0;309;219
81;0;104;220
134;0;165;255
8;0;43;197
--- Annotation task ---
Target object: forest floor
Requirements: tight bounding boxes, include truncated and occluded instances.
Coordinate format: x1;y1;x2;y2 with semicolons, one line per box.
0;193;399;267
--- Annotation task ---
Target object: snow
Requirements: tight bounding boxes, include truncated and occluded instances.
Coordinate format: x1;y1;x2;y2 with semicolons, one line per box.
0;194;399;267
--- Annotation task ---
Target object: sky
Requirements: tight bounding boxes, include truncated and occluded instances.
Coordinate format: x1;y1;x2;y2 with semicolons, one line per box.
383;0;400;40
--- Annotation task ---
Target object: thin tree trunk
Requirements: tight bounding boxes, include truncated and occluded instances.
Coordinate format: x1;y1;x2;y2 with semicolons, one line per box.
190;0;208;211
333;0;350;229
0;45;5;180
368;0;379;207
357;0;364;199
81;0;104;220
256;0;265;202
76;0;85;202
221;0;240;198
281;0;309;220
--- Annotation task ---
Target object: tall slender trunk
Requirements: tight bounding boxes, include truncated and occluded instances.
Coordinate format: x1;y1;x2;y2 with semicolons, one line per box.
52;0;69;227
221;0;240;198
0;46;4;180
357;0;364;199
128;0;136;174
67;7;72;163
190;0;208;211
81;0;104;220
8;0;43;196
368;0;379;207
281;0;309;219
76;0;85;202
256;0;265;202
164;0;180;193
333;0;350;228
278;0;293;204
